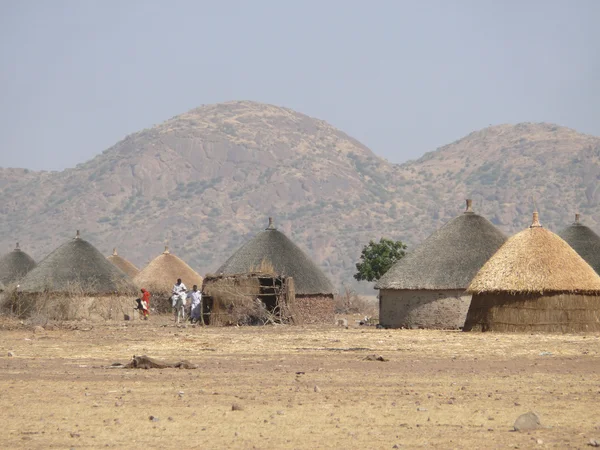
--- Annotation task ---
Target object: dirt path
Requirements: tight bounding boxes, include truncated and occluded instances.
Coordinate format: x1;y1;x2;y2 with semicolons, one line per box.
1;316;600;449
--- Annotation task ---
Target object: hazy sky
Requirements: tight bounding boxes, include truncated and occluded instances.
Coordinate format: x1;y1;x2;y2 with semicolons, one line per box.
1;0;599;171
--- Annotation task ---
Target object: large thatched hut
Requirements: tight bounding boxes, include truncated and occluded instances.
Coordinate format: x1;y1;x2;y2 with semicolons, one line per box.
212;217;335;324
464;212;600;333
107;248;140;278
133;246;203;312
375;200;507;329
14;231;137;320
0;243;37;287
558;214;600;275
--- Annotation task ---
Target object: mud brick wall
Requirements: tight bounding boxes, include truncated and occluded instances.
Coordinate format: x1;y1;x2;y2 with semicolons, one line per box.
379;289;470;329
294;295;335;325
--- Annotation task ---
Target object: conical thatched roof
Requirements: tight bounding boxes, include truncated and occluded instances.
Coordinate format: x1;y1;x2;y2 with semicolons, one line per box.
0;243;37;286
558;214;600;275
375;200;507;290
468;212;600;295
107;248;140;278
133;246;203;294
19;231;137;295
216;218;334;295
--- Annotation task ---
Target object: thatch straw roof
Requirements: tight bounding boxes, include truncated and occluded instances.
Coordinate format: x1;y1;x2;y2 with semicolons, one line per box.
468;212;600;295
107;248;140;278
558;214;600;275
133;246;203;294
0;243;37;285
19;231;137;295
216;218;334;295
375;200;507;290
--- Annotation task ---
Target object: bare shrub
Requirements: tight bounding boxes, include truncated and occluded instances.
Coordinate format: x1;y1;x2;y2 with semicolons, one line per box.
206;278;286;326
0;279;132;322
334;287;378;316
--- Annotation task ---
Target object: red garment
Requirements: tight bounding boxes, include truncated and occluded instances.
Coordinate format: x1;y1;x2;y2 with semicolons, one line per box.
141;289;151;316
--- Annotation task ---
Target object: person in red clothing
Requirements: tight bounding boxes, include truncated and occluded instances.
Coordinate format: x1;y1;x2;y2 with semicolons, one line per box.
135;288;151;320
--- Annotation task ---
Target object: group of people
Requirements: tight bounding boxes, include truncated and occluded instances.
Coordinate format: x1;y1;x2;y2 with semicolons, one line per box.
134;278;204;325
171;278;204;324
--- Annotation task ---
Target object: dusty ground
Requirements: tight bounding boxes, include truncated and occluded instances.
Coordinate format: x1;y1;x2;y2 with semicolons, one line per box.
1;314;600;449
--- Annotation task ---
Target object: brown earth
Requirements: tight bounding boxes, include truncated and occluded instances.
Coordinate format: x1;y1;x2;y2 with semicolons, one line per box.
2;316;600;449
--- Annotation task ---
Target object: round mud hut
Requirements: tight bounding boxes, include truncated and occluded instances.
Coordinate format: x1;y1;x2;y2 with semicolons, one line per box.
107;248;140;278
0;243;37;287
214;217;335;324
133;246;203;312
14;231;137;320
558;214;600;275
375;200;507;329
464;212;600;333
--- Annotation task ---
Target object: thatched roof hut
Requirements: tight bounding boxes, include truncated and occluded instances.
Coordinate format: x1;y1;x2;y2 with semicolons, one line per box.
464;212;600;333
18;231;137;295
133;245;203;297
376;200;507;291
0;243;37;286
217;218;334;296
107;248;140;278
558;214;600;275
375;200;506;329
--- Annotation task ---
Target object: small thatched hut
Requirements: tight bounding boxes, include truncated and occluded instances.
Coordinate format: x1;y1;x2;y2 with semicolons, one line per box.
133;246;203;312
0;243;37;287
375;200;507;329
559;214;600;275
464;212;600;333
213;217;335;324
13;231;137;320
107;248;140;278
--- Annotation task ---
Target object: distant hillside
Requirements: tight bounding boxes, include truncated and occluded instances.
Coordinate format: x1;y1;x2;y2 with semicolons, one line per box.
1;102;599;291
396;123;600;232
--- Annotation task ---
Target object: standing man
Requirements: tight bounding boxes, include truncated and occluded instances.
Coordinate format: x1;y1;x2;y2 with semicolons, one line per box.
187;285;203;325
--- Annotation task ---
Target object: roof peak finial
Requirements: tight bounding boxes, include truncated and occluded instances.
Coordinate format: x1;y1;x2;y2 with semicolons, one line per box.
15;242;20;251
164;240;170;254
75;230;80;239
266;217;276;230
575;213;581;224
112;247;118;256
465;199;474;214
530;211;542;228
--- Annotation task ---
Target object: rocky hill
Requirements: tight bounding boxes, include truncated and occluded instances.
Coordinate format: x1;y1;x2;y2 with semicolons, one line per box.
1;101;599;291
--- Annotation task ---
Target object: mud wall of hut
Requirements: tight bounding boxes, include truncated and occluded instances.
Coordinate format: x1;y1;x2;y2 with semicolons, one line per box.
294;295;335;325
379;289;471;329
464;292;600;333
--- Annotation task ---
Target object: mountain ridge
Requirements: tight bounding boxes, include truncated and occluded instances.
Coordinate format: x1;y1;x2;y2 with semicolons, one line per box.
2;101;600;291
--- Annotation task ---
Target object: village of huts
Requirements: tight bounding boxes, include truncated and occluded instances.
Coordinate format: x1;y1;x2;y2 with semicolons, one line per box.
375;200;506;329
3;202;600;334
464;212;600;333
204;217;335;325
5;231;137;320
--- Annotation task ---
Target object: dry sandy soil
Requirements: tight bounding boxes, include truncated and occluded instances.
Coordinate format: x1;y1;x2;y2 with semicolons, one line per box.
1;314;600;449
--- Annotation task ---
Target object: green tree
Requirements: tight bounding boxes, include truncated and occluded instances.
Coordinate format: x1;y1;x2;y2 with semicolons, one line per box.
354;238;407;282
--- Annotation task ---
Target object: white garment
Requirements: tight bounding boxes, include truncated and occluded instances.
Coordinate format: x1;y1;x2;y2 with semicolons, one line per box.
172;282;187;307
188;290;202;320
187;290;202;307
